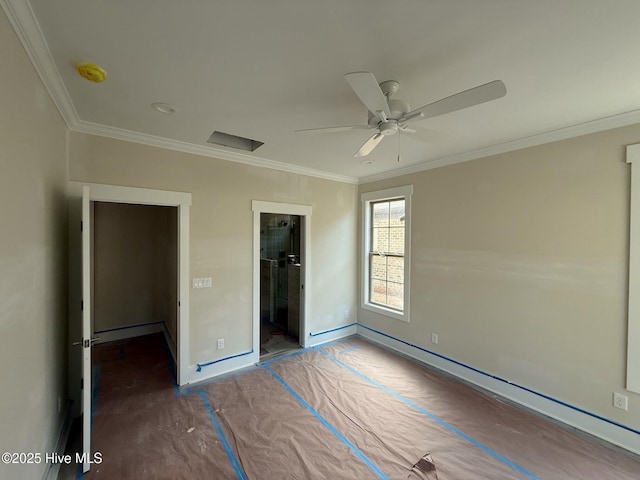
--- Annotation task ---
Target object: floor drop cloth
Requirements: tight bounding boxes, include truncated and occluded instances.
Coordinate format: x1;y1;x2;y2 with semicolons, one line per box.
78;334;640;479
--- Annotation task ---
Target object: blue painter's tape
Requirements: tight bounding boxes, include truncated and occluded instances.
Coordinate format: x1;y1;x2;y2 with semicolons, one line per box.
318;348;539;480
337;346;360;355
198;390;247;480
182;366;257;395
309;322;357;337
358;324;640;437
184;338;355;394
263;365;389;480
196;350;254;372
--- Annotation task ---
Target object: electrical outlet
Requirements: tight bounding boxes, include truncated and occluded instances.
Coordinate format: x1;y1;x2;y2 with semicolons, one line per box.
431;333;439;344
343;309;350;320
217;338;224;350
613;392;628;411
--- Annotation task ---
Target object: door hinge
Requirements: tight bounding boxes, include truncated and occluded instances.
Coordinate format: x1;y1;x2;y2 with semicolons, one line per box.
80;221;83;232
81;300;84;311
81;378;83;390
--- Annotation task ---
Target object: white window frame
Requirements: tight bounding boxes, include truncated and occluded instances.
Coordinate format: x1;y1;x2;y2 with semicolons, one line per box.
361;185;412;322
626;144;640;394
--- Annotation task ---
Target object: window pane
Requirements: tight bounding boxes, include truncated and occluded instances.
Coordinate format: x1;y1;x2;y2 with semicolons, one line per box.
371;254;387;281
372;227;389;252
389;200;405;226
387;282;404;310
371;279;387;305
372;202;389;227
388;227;404;254
387;256;404;283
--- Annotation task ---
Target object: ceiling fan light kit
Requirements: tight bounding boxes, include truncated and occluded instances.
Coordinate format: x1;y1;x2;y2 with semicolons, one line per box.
296;71;506;160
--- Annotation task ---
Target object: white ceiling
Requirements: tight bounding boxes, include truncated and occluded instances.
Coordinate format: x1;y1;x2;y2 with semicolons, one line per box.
5;0;640;183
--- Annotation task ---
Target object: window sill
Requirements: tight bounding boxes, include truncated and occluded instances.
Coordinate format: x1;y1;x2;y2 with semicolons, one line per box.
362;302;409;322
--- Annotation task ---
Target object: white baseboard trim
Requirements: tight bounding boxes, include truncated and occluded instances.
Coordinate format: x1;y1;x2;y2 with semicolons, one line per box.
185;350;258;386
185;323;358;385
307;323;357;348
161;322;177;364
357;324;640;456
94;321;164;344
42;400;73;480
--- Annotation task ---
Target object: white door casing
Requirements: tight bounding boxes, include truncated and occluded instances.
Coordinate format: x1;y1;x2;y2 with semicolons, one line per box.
252;201;312;357
80;184;191;472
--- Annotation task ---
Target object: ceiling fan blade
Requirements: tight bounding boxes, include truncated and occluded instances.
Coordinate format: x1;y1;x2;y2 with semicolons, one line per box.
345;72;391;123
295;125;370;134
402;80;506;123
355;132;384;157
400;124;453;144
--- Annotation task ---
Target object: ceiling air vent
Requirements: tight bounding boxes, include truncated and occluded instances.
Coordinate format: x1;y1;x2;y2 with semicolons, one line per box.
206;130;264;152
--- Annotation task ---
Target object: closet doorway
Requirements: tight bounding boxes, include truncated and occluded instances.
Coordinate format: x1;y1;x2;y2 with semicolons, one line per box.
93;202;178;363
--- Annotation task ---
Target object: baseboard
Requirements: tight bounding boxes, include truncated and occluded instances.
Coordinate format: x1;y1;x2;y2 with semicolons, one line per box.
42;400;74;480
94;321;164;343
186;350;258;386
307;323;357;347
357;324;640;456
185;323;358;385
161;322;177;364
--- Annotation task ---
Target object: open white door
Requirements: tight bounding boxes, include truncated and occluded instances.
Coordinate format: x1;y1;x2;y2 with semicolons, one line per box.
81;186;92;473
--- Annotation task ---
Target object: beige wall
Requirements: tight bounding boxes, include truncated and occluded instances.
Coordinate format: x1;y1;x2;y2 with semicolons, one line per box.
4;0;638;462
0;8;69;480
67;132;358;368
359;124;640;432
94;202;177;341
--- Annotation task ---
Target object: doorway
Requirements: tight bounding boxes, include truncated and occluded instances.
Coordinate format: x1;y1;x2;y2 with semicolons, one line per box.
77;183;191;473
92;202;178;366
259;213;301;358
252;201;311;360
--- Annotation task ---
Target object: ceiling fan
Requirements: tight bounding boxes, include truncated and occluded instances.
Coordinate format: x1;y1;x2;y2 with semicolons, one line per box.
296;72;506;158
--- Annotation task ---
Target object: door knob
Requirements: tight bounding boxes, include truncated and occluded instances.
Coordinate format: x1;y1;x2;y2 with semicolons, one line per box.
72;337;101;347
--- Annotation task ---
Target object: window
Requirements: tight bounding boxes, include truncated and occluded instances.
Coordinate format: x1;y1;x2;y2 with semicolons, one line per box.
362;185;412;321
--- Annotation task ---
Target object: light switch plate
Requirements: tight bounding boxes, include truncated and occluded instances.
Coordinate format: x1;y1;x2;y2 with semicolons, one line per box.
193;277;212;288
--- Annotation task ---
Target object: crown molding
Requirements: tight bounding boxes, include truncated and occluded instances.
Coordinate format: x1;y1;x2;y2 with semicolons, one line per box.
1;0;79;127
358;108;640;184
73;120;359;184
5;0;640;187
1;0;357;185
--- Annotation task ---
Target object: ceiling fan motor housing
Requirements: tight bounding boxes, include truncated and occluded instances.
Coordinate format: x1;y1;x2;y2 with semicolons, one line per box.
368;98;411;132
379;121;398;136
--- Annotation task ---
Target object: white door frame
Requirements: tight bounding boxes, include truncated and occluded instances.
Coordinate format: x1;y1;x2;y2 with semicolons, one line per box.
252;201;312;355
81;187;91;472
84;184;191;384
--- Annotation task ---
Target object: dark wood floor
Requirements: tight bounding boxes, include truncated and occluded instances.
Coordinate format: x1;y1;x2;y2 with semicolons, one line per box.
61;333;640;479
